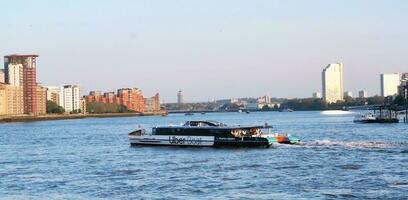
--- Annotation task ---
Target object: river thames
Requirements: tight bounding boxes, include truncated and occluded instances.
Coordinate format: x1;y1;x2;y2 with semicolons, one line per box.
1;111;407;199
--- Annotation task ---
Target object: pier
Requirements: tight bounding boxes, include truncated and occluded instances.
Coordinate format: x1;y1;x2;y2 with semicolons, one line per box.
347;104;407;123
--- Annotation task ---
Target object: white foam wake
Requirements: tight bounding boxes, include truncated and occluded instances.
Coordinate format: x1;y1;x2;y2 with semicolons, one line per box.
304;140;408;149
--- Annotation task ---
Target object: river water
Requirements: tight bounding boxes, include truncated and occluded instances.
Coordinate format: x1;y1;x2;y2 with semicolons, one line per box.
1;111;407;199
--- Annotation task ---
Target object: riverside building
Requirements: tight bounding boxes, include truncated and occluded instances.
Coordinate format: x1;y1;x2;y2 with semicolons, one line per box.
380;73;400;97
36;85;47;115
46;86;61;105
0;83;6;115
85;88;160;113
399;73;408;99
177;90;184;104
117;88;145;112
322;63;344;103
358;90;368;98
344;91;353;98
103;92;116;104
4;54;40;115
312;92;322;99
60;85;81;113
144;93;161;112
0;69;4;83
0;83;24;115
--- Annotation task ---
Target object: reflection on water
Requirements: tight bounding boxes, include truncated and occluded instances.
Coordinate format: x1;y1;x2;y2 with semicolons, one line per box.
320;110;354;115
0;111;407;199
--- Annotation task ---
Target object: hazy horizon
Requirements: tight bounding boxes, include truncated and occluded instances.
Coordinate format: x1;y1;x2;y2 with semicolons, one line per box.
1;0;407;103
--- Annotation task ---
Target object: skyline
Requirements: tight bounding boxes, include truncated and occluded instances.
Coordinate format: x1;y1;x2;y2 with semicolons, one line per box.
1;1;408;102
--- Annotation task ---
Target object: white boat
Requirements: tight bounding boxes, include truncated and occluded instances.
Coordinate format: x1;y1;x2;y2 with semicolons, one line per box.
353;113;377;123
128;121;275;148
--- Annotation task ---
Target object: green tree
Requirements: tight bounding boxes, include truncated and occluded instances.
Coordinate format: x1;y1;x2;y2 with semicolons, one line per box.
86;102;129;113
46;100;65;114
261;105;271;111
393;95;407;106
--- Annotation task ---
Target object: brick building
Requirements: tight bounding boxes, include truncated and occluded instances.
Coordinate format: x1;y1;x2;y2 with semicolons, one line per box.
117;88;145;112
117;88;131;109
4;54;40;115
85;88;156;113
103;92;116;104
129;88;145;112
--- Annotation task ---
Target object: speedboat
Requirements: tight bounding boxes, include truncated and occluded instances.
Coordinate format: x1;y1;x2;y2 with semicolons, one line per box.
128;121;300;148
262;133;300;144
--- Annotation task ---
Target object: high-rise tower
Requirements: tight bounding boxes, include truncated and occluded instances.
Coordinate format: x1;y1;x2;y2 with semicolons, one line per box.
322;63;344;103
4;54;39;115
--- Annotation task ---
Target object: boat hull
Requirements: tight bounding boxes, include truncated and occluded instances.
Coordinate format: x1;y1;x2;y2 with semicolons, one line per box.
129;135;271;148
354;119;399;123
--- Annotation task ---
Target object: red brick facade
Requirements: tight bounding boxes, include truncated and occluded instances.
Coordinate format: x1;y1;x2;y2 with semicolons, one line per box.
4;54;40;115
85;88;155;113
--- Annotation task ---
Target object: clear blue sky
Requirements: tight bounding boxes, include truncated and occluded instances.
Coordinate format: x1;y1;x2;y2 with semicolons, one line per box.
1;0;407;102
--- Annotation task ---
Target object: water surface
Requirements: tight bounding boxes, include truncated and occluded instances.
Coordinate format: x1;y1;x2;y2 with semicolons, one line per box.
1;111;407;199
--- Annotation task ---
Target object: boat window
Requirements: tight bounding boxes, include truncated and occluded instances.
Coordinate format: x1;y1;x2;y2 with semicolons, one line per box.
190;121;199;126
231;129;248;137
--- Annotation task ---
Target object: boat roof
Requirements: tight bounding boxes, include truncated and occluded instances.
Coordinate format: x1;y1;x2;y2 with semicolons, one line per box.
156;120;272;129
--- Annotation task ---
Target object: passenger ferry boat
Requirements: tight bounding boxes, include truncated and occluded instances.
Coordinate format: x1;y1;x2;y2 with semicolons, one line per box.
353;113;377;123
354;112;399;123
128;121;299;148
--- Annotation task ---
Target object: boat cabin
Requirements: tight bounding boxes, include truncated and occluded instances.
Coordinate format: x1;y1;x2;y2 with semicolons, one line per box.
152;120;271;138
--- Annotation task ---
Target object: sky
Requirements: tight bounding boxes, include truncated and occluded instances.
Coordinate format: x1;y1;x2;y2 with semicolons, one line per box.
1;0;407;103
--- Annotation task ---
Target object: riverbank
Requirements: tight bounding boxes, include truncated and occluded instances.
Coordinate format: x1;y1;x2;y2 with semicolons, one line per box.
0;111;166;123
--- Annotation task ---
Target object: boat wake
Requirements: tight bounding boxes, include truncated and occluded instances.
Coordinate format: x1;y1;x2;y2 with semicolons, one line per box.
303;140;408;150
273;139;408;150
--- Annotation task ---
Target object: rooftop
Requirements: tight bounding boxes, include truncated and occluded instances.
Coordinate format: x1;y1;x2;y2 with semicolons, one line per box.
4;54;39;58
